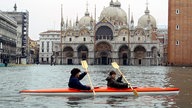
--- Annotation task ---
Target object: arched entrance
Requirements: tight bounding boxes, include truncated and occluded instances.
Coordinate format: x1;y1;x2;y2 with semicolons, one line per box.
63;46;74;65
77;45;88;61
134;46;146;65
118;45;130;65
95;41;112;65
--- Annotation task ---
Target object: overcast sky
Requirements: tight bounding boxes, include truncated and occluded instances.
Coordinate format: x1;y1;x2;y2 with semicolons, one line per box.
0;0;168;40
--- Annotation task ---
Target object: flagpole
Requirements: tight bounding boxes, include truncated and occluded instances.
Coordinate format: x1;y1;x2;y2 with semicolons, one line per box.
60;4;64;65
94;4;96;65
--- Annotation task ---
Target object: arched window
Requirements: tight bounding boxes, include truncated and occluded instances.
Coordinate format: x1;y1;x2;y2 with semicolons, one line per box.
176;25;179;30
96;26;113;40
176;9;180;14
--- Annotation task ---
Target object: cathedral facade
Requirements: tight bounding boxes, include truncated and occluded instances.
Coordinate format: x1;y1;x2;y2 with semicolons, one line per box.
41;0;163;66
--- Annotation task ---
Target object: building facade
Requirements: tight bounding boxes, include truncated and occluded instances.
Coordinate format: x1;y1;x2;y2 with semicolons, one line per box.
4;5;29;64
28;37;39;64
0;10;17;64
39;30;60;64
168;0;192;66
40;0;165;66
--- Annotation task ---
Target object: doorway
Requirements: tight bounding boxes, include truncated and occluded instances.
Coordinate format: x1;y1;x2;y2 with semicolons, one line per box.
67;59;73;65
139;59;141;65
123;59;127;65
102;57;107;65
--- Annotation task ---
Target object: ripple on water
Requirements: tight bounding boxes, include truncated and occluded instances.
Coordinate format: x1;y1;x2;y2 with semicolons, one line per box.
0;65;191;108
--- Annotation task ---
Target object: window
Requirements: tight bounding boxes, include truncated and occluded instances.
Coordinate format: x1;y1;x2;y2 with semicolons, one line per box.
176;25;179;30
176;40;179;45
83;38;86;41
42;41;44;48
47;41;49;52
176;9;180;14
69;38;72;41
47;41;49;48
123;37;125;41
42;49;44;52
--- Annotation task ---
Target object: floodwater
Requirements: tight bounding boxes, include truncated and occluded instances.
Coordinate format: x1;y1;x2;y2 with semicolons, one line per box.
0;65;191;108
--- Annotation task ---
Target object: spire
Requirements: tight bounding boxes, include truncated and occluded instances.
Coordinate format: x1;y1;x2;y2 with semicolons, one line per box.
61;4;64;29
85;1;90;16
75;15;79;28
130;13;134;29
145;0;150;14
131;13;134;24
66;17;68;28
76;14;78;23
128;4;130;25
94;4;96;24
14;3;17;11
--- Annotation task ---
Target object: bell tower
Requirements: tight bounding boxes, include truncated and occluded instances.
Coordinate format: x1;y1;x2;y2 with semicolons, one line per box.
168;0;192;66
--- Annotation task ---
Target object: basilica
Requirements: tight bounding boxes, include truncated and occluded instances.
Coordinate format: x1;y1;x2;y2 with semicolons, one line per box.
39;0;164;66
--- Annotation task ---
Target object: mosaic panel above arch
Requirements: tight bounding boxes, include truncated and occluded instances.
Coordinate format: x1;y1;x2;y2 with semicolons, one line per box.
134;45;146;59
63;46;74;57
95;41;112;52
118;28;129;36
63;46;73;52
79;29;90;36
65;29;74;36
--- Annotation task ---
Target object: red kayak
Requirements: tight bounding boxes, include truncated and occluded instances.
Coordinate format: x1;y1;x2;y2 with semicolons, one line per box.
19;87;179;96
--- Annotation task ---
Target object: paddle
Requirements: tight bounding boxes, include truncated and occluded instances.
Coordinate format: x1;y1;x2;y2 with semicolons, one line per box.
111;62;138;97
81;60;96;96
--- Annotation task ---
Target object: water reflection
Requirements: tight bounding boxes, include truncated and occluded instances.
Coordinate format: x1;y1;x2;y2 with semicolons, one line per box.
105;96;128;107
67;96;94;107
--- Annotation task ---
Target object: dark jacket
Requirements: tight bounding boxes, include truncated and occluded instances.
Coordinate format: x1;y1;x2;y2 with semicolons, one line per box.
106;75;128;88
68;72;91;90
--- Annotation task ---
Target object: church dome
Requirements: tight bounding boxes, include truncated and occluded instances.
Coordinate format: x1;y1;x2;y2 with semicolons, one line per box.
79;16;92;27
137;7;156;28
99;0;127;24
79;8;92;27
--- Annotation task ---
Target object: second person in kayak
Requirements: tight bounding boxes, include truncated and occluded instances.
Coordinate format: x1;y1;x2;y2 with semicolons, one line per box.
68;68;91;90
106;71;129;88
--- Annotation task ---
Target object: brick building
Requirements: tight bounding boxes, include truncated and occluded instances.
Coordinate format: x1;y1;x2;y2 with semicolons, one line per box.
168;0;192;66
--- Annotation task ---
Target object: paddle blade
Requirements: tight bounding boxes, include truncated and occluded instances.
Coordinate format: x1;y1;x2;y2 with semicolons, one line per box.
111;62;119;69
81;60;88;69
133;90;138;96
